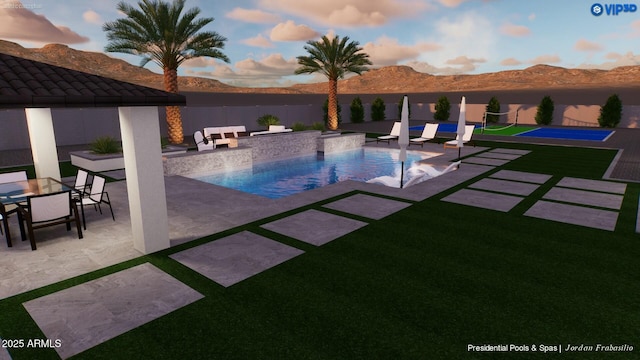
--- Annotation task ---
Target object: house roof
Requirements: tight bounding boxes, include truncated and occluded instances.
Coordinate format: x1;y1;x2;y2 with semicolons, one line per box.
0;52;185;109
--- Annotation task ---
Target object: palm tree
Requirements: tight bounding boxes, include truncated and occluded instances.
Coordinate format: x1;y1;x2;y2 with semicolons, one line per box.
296;35;371;131
103;0;229;144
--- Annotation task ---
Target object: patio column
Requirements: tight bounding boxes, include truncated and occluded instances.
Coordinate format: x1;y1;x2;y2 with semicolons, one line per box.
25;108;61;180
118;106;170;254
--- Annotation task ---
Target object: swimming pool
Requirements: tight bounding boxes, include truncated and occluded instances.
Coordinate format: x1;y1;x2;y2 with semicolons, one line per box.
192;148;437;198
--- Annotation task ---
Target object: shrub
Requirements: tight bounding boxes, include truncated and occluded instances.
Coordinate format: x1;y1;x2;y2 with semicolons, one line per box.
257;114;281;128
434;96;451;121
291;122;308;131
598;94;622;128
485;96;501;123
323;98;341;127
350;97;365;123
310;122;325;131
371;97;386;121
535;95;554;125
397;96;411;119
89;136;121;154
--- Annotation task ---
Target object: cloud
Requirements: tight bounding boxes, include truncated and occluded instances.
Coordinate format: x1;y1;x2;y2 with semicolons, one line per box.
500;23;530;37
528;54;561;64
0;1;89;44
270;20;320;41
82;10;102;25
630;19;640;37
362;36;441;66
225;7;281;24
579;51;640;69
438;0;468;7
528;13;536;21
574;39;603;52
500;57;522;66
241;34;275;48
259;0;430;27
181;57;219;68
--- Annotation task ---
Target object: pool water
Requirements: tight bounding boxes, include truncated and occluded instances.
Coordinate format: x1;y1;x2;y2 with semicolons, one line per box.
193;148;434;198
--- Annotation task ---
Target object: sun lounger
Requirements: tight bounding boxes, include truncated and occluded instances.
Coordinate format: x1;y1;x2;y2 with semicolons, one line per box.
377;122;401;143
410;123;439;147
443;125;475;148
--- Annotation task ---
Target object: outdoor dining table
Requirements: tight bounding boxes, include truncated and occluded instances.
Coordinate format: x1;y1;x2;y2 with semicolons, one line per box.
0;177;75;245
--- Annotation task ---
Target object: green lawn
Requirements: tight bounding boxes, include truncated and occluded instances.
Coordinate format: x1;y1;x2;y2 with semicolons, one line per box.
1;141;639;359
475;125;538;136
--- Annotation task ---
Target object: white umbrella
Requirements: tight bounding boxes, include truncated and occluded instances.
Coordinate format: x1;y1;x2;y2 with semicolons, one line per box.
398;95;410;188
455;96;466;160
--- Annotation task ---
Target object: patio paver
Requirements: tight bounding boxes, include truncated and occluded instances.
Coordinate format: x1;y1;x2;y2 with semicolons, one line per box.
261;209;368;246
468;178;540;196
543;187;624;210
556;177;627;194
490;170;552;184
525;201;619;231
462;157;509;166
170;231;304;287
22;263;203;359
0;338;10;360
475;152;522;160
322;194;411;220
441;188;525;212
487;148;531;155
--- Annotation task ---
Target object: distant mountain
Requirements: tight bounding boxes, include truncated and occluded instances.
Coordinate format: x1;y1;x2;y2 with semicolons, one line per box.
2;40;640;94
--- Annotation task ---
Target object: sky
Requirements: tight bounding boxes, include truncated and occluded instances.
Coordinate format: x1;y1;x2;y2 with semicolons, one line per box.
1;0;640;87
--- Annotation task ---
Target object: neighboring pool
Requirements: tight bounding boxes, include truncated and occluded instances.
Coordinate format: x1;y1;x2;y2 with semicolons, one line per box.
193;148;435;198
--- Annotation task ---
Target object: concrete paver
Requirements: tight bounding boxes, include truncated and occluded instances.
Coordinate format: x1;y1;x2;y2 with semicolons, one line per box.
525;201;619;231
462;157;509;166
441;188;525;212
468;178;540;196
556;177;627;194
323;194;411;220
543;187;624;210
490;170;552;184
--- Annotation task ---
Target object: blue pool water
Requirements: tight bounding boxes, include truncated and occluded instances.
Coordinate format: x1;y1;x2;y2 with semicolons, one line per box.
194;148;433;199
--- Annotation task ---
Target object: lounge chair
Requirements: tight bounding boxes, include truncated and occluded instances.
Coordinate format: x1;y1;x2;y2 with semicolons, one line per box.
443;125;476;148
409;123;439;147
193;131;214;151
377;122;401;143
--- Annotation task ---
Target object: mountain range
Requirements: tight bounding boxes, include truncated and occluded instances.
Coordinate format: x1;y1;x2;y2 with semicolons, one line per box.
2;40;640;94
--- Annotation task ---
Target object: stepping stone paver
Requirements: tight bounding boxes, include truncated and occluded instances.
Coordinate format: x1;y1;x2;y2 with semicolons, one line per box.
170;231;304;287
468;178;539;196
23;263;203;360
323;194;411;220
462;157;509;166
490;170;552;184
556;177;626;194
488;148;531;155
475;152;522;160
261;209;367;246
0;338;10;360
543;187;624;210
525;200;619;231
441;188;525;212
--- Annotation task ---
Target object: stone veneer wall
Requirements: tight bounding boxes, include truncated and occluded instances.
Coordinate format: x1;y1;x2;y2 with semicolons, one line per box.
237;130;322;163
317;133;366;153
163;146;252;176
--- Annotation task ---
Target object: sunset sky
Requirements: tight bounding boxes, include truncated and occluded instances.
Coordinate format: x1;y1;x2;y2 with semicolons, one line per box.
1;0;639;87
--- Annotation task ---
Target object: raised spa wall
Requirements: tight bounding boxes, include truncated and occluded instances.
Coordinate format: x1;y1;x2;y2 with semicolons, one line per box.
162;131;366;177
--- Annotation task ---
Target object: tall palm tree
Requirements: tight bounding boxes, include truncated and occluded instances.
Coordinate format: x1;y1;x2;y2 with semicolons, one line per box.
103;0;229;144
296;35;371;131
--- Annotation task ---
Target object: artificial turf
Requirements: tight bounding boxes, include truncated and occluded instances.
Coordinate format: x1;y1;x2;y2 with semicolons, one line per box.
1;142;639;359
474;125;538;136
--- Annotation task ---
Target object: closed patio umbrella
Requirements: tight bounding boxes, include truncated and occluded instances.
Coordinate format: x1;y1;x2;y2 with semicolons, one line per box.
455;96;466;160
398;95;410;188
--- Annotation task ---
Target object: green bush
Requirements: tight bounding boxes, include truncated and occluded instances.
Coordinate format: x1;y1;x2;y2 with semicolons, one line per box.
257;114;281;128
371;97;386;121
291;122;308;131
485;96;501;124
350;97;365;123
535;95;554;125
598;94;622;128
323;98;341;127
89;136;121;154
310;122;325;131
434;96;451;121
397;96;411;119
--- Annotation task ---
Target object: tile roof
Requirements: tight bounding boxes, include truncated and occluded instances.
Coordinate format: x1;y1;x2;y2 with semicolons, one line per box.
0;53;185;108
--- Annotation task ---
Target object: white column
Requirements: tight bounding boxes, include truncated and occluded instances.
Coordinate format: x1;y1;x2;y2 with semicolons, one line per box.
118;106;170;254
25;108;61;180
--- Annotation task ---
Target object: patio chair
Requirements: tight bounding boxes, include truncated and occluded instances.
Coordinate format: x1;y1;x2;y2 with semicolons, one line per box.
66;169;90;197
0;170;28;246
409;123;439;147
377;122;401;144
443;125;476;148
0;170;27;184
194;131;214;151
17;191;83;251
79;175;115;230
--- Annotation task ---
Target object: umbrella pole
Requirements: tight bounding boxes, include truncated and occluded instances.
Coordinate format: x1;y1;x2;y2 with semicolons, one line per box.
458;147;461;161
400;161;404;189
